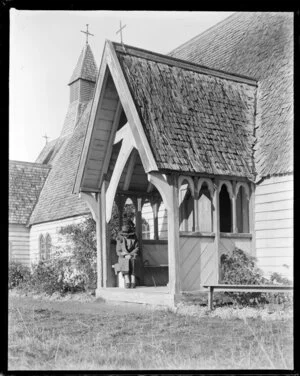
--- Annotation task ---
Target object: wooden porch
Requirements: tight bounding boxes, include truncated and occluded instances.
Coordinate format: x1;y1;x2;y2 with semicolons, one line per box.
96;286;174;306
72;44;256;307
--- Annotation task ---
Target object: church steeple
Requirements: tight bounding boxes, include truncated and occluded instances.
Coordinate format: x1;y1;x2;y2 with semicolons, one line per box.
60;42;98;137
69;43;97;86
68;43;98;104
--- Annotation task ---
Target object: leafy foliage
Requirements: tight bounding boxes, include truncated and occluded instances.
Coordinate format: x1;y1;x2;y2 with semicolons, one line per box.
59;217;97;289
220;248;292;306
9;261;31;289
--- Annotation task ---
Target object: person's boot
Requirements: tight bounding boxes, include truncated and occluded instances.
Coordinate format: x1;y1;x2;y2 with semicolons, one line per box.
124;275;130;289
131;275;136;288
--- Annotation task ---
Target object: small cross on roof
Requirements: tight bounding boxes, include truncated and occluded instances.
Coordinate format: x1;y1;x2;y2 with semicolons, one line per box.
43;133;49;145
116;21;126;44
81;24;94;45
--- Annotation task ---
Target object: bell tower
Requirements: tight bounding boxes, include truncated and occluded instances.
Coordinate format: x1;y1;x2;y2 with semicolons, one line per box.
60;40;98;137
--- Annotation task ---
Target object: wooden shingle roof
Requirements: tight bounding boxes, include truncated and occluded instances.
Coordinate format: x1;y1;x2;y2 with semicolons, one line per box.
29;102;91;225
69;43;97;85
170;12;293;179
115;43;257;180
9;161;51;225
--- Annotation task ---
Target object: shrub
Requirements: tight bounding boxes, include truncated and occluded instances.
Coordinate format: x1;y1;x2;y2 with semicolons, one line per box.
220;248;292;306
29;256;88;295
59;217;97;290
9;261;31;289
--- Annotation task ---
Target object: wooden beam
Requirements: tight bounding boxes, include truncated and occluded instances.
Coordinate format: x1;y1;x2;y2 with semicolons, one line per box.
147;182;154;193
79;192;99;221
122;150;137;191
96;192;103;290
98;100;123;189
249;182;256;257
116;189;160;197
106;135;135;221
213;179;220;284
114;44;258;87
148;172;181;295
106;41;158;173
73;61;109;194
114;122;130;145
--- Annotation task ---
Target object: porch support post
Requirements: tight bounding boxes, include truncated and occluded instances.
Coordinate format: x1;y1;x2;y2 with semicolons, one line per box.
231;182;237;233
101;180;113;288
79;192;103;290
194;197;199;232
96;192;103;289
136;197;144;284
151;197;161;240
249;182;256;256
168;176;181;295
148;173;181;296
213;179;220;283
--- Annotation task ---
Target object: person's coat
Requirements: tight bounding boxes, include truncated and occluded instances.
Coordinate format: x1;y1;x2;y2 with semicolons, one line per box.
115;231;141;277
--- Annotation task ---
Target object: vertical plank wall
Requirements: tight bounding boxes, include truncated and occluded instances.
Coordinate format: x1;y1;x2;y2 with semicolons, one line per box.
255;174;293;279
179;235;215;291
29;215;89;264
9;224;30;266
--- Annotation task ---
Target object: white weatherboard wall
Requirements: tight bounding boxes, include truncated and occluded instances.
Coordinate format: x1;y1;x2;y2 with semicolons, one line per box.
29;215;89;264
255;174;293;279
9;224;30;266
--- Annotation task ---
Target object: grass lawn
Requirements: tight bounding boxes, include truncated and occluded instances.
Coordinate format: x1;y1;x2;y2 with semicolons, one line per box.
8;294;293;370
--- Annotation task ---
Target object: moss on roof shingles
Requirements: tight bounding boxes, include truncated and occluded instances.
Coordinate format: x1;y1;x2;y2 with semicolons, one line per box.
117;52;256;179
9;161;51;224
170;12;293;178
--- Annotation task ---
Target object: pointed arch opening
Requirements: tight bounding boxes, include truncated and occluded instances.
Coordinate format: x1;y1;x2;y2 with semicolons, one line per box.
197;182;213;232
236;185;250;233
179;178;194;232
219;184;232;233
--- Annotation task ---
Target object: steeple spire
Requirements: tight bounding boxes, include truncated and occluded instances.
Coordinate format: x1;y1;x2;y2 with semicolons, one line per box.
60;40;98;138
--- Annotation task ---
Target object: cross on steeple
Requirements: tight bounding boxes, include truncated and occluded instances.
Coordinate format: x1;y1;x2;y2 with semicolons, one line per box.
43;133;49;145
81;24;94;45
116;21;126;44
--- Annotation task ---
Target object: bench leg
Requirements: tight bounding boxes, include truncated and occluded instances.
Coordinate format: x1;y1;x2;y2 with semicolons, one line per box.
208;287;214;311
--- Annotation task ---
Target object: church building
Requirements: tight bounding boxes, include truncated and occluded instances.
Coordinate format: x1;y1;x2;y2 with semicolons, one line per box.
9;12;293;305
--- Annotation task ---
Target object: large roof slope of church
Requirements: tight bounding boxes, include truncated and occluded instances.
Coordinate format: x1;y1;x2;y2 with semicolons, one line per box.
169;12;293;179
114;42;257;180
29;102;91;225
9;161;51;225
69;43;98;84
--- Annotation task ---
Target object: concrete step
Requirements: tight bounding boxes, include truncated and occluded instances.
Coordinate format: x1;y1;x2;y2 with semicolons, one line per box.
96;287;175;307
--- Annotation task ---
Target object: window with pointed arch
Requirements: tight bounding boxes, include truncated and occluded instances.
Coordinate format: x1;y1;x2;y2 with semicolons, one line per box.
179;180;194;232
236;185;250;233
142;218;151;239
219;184;232;232
39;234;46;261
45;233;52;259
197;183;213;232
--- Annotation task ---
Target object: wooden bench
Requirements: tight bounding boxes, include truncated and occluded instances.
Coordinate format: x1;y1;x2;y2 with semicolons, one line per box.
203;284;294;310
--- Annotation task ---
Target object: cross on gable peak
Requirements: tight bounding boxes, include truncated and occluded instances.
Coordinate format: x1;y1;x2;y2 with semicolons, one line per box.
116;20;127;45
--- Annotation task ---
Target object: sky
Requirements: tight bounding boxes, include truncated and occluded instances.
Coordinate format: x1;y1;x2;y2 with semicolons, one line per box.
9;10;234;162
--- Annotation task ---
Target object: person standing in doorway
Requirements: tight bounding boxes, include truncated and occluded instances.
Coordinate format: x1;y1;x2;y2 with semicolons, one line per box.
116;219;140;288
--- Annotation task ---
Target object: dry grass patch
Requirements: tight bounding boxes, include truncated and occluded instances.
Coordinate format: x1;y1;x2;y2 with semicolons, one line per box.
8;295;293;370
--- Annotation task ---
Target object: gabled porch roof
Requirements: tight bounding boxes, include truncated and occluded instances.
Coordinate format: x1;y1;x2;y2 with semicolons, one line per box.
73;41;257;194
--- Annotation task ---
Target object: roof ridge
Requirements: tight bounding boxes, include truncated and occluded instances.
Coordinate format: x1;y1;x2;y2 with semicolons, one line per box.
112;41;257;86
9;160;52;168
169;12;238;55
